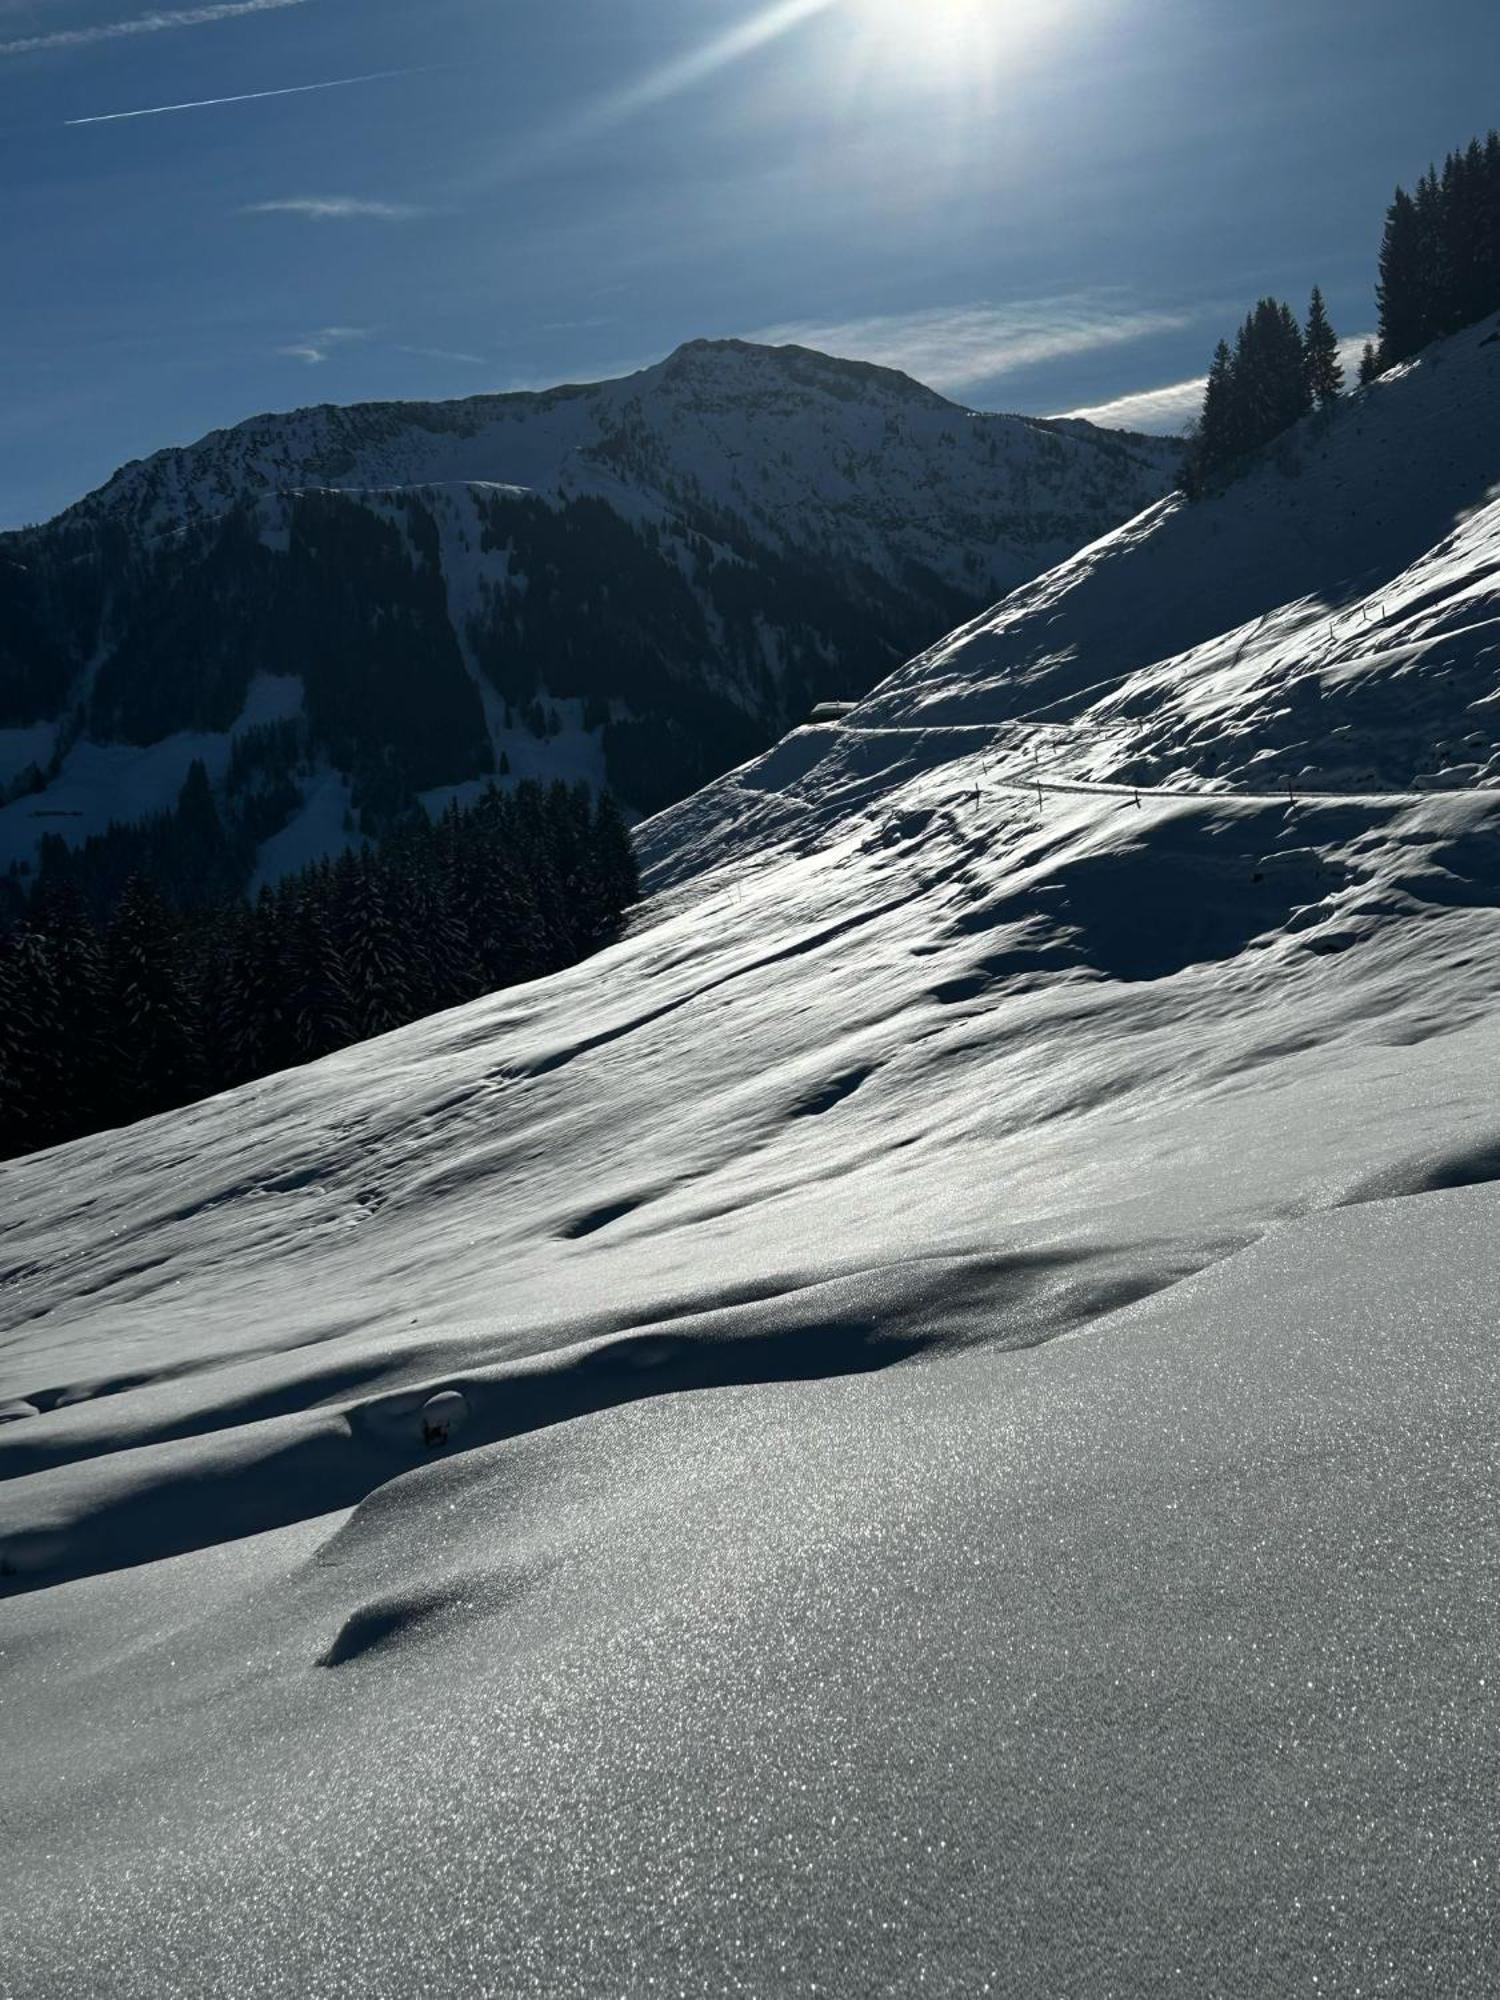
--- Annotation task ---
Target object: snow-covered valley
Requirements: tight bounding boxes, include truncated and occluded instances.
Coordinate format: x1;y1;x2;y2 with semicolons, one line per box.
2;316;1499;1996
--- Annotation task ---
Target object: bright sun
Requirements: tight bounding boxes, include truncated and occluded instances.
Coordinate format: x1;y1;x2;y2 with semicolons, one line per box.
844;0;1050;79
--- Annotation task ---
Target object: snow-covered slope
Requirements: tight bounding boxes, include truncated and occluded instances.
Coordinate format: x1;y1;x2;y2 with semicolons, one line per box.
2;318;1499;1997
865;315;1500;793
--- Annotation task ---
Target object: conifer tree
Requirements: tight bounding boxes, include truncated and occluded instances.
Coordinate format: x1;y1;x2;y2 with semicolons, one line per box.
1183;300;1312;493
1481;131;1500;319
31;881;111;1133
1375;135;1500;365
1303;287;1344;407
591;792;640;916
173;757;241;906
0;930;66;1155
281;886;355;1064
204;900;274;1088
1183;342;1234;494
331;850;413;1039
1358;342;1382;387
105;875;201;1121
1376;185;1427;366
1235;299;1311;438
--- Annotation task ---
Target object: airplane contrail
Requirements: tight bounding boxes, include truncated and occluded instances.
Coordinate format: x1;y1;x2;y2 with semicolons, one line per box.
2;0;308;60
66;66;423;126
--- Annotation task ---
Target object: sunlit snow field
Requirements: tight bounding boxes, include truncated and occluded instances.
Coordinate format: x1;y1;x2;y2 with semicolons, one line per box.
2;318;1498;1997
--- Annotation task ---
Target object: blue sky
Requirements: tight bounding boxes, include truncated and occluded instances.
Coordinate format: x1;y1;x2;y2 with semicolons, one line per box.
1;0;1497;526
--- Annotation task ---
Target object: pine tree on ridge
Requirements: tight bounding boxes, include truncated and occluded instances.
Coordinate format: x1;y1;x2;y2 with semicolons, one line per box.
1304;287;1344;408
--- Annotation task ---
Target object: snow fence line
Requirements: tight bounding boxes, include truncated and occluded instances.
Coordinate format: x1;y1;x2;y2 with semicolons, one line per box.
822;717;1488;808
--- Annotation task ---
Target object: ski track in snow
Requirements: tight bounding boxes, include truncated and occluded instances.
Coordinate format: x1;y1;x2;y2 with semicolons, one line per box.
2;315;1500;1997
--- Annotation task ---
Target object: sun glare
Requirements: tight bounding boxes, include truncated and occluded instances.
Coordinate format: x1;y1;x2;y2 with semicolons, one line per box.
840;0;1058;91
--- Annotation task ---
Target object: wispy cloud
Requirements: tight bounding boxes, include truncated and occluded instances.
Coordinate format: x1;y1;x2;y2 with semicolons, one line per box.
542;315;619;334
2;0;306;58
743;296;1214;396
244;195;427;221
274;328;489;368
277;325;370;366
1055;375;1207;433
395;344;487;365
66;65;420;125
1059;331;1380;435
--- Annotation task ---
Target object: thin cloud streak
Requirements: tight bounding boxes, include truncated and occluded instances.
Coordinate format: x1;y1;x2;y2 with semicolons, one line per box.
244;196;427;221
395;344;488;365
2;0;307;58
277;325;370;365
277;329;488;368
1056;375;1206;433
745;297;1212;395
66;66;421;125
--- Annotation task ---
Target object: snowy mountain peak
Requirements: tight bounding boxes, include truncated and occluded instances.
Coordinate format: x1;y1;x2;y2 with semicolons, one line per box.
652;335;957;411
46;336;1177;548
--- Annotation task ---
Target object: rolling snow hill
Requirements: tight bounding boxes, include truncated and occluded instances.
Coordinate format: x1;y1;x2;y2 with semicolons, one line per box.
2;315;1499;1996
0;339;1177;897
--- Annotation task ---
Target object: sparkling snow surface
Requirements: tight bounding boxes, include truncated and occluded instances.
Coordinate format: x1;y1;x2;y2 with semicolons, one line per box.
2;321;1499;1996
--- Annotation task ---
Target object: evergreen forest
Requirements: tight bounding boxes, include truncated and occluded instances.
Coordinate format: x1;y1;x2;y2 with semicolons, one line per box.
0;779;638;1161
1183;128;1500;493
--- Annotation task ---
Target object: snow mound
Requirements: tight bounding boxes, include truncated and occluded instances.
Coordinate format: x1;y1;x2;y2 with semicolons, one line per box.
2;1191;1496;1995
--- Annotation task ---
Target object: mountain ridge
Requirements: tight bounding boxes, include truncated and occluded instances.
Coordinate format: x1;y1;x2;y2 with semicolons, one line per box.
0;337;1180;902
53;338;1171;543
